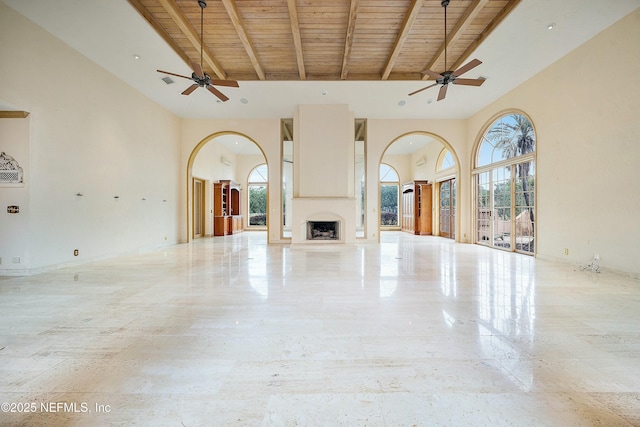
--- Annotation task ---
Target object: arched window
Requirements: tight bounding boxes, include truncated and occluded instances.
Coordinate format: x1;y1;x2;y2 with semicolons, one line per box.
437;148;455;171
380;163;399;227
473;112;536;254
248;164;267;227
477;113;535;167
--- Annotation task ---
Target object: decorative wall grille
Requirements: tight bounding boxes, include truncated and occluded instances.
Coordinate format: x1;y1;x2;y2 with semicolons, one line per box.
0;152;23;184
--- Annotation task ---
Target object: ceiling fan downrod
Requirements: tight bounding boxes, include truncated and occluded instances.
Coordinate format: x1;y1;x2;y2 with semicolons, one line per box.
442;0;449;72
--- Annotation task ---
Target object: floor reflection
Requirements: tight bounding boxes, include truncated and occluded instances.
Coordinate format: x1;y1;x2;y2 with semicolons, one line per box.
2;231;636;425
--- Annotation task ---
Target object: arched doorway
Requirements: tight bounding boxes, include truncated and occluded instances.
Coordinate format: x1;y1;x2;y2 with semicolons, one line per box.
186;131;266;242
379;131;461;241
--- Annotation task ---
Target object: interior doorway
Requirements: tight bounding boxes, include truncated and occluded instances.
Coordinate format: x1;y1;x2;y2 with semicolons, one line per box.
186;131;266;243
193;178;205;239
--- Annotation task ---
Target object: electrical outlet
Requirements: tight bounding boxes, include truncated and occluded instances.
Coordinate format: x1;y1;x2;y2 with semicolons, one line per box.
564;248;569;255
73;249;79;256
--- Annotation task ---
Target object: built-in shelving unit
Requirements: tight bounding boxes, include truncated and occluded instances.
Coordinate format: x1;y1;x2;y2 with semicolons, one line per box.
401;180;432;235
213;180;243;236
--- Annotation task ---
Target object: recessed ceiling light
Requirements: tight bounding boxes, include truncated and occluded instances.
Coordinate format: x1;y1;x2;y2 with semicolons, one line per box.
398;100;406;106
547;23;555;30
133;54;140;60
321;90;328;96
240;98;249;104
427;99;433;104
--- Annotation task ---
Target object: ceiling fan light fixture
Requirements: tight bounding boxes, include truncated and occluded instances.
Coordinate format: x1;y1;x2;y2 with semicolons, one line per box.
408;0;485;102
156;0;238;102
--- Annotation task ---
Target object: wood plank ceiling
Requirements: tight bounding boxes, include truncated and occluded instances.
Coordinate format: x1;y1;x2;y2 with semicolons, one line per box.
128;0;520;81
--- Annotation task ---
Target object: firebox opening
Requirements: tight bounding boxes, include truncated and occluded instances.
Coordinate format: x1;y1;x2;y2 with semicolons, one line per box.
306;221;340;241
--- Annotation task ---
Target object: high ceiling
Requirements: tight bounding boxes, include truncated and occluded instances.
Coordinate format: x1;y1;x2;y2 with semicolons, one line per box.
128;0;520;82
3;0;640;121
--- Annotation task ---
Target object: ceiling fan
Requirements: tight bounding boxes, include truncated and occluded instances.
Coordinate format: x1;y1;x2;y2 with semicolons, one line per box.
409;0;485;102
157;0;238;102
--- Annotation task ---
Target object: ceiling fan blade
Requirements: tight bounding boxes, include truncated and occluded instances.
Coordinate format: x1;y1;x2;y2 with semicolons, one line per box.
210;79;240;88
191;61;204;79
408;83;438;96
181;84;199;95
207;85;229;102
453;78;485;86
437;84;448;101
157;69;193;80
421;69;444;80
452;59;482;77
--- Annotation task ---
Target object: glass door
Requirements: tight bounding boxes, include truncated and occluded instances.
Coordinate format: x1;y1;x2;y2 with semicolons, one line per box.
514;160;535;254
492;167;512;250
475;168;512;250
439;178;456;239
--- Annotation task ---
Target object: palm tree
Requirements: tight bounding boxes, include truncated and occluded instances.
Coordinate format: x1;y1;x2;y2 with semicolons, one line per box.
487;114;536;243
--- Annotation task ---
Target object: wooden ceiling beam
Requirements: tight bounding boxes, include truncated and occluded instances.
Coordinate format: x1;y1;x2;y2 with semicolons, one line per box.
382;0;424;80
287;0;306;80
220;0;266;80
156;0;228;79
340;0;361;80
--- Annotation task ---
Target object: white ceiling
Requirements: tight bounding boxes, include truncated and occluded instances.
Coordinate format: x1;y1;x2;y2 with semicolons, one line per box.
3;0;639;154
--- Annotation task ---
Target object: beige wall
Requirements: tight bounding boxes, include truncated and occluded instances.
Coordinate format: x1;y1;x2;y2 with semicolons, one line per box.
294;104;355;198
0;117;30;270
0;3;181;274
467;8;640;275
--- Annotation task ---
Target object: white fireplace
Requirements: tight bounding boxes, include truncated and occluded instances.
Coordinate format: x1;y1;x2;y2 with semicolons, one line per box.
291;197;356;244
290;105;356;244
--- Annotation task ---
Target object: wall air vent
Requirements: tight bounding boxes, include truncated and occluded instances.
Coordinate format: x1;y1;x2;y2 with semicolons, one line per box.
161;76;174;85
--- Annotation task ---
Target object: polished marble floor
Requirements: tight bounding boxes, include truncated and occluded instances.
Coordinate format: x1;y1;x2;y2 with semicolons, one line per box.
0;232;638;426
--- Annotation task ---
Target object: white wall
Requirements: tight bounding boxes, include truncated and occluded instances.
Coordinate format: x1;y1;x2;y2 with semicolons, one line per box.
467;8;640;276
0;3;181;274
